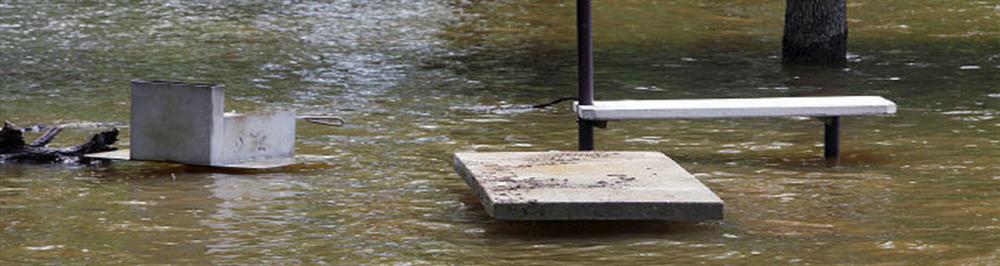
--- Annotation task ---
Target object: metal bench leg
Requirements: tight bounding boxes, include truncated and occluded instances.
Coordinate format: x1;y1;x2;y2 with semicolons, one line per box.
824;116;840;166
579;119;595;151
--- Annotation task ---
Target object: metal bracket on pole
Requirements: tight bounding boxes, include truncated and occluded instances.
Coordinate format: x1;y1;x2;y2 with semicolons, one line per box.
594;120;608;129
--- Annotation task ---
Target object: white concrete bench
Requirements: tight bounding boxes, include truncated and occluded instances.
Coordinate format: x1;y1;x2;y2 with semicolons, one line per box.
574;96;897;164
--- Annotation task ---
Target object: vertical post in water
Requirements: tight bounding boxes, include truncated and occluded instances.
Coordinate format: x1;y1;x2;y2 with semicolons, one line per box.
824;116;841;166
577;0;595;151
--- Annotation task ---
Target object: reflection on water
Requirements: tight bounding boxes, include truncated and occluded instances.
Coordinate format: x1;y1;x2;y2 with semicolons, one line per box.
2;0;999;264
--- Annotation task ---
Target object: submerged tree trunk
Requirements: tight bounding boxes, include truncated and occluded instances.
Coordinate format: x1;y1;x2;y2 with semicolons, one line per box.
782;0;848;65
0;121;119;164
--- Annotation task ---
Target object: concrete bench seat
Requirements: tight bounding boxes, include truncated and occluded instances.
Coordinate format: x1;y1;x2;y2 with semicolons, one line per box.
573;95;897;165
575;96;896;121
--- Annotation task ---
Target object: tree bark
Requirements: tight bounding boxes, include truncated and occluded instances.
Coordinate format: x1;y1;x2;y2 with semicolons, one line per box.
0;121;119;164
782;0;848;65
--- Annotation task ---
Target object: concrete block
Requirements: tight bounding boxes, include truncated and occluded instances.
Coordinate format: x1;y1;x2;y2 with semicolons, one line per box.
454;151;724;221
130;80;223;165
127;80;295;168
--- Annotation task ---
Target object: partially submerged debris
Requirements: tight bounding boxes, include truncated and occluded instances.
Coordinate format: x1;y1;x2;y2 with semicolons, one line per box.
0;120;118;164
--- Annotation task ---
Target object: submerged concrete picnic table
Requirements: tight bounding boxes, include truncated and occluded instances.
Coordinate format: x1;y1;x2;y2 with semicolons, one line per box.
453;0;895;221
454;151;724;221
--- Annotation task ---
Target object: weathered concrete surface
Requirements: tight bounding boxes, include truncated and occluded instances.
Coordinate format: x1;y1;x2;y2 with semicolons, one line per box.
85;149;297;169
220;112;296;164
127;80;296;168
454;151;724;221
84;149;130;160
213;157;297;170
575;96;896;121
130;80;223;165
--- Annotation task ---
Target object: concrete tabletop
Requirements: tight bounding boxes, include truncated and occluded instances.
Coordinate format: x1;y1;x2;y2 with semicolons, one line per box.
454;151;724;221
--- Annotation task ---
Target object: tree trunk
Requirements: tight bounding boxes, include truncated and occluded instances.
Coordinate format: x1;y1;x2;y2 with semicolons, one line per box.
782;0;848;65
0;121;119;164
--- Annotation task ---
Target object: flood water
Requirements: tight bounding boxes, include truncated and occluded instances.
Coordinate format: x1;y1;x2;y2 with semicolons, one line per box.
1;1;998;264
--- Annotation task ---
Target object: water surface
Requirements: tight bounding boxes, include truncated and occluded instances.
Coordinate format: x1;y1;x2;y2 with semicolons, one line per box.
1;1;998;264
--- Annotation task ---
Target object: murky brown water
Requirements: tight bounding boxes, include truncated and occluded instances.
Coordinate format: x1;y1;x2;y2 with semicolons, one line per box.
2;1;998;264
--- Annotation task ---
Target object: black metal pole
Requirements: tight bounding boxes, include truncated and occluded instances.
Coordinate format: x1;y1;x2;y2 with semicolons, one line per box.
577;0;595;151
824;116;840;166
